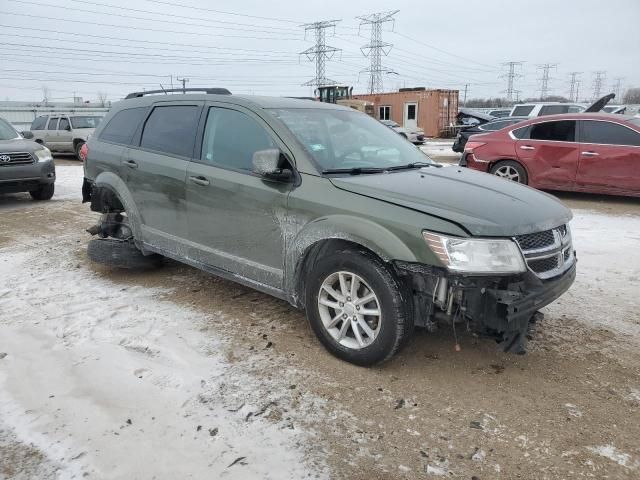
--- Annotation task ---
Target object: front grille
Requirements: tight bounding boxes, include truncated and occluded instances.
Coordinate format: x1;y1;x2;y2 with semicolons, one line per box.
515;230;555;250
528;256;559;273
515;225;574;279
0;152;35;166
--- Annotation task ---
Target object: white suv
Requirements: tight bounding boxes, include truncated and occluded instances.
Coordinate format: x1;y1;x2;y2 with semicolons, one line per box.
509;103;584;118
30;114;102;159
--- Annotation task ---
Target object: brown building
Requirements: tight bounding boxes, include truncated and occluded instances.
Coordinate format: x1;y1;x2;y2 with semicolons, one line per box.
353;88;459;138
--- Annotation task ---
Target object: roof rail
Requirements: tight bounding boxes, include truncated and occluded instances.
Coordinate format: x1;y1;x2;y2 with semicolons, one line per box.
124;88;231;99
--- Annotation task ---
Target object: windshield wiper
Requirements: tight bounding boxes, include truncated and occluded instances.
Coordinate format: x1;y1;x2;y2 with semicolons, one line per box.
322;167;386;175
385;161;442;171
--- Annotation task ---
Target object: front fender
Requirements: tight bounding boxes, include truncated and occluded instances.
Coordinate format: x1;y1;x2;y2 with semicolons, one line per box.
283;214;418;298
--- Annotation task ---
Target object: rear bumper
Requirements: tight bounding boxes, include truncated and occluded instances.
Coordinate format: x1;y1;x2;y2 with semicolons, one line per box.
458;152;489;172
0;160;55;193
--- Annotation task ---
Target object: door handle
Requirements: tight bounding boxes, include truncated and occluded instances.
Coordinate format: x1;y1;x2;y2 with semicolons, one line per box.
123;160;138;169
189;175;210;186
519;145;535;151
582;151;599;157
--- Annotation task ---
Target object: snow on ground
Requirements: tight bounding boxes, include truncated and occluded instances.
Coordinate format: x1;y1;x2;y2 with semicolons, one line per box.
0;238;327;478
420;140;460;162
545;208;640;338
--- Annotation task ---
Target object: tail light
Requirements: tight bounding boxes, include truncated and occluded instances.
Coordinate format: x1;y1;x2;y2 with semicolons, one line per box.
79;143;88;162
464;141;486;153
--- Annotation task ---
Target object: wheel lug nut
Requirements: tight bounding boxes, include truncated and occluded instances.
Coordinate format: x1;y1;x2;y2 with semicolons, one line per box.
342;314;347;319
339;302;344;307
352;316;357;321
356;306;360;310
347;297;351;301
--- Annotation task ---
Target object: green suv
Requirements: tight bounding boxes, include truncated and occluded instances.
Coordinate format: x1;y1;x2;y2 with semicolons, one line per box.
82;88;576;365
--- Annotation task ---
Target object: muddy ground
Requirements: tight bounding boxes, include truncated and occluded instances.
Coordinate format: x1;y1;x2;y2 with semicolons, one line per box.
1;158;639;479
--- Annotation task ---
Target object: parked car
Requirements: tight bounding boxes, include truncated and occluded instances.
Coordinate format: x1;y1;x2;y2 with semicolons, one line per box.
509;102;585;117
0;116;55;200
82;88;576;365
380;119;425;144
30;114;102;159
452;116;528;153
460;113;640;197
601;105;626;114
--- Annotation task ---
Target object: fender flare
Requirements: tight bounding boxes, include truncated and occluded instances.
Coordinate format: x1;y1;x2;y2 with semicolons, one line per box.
284;214;418;302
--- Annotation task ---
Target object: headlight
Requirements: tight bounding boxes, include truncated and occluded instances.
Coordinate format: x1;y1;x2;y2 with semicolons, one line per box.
34;147;53;162
423;231;526;274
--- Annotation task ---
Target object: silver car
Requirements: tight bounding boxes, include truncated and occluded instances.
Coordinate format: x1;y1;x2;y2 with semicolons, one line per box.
380;119;425;144
29;114;102;160
0;117;56;200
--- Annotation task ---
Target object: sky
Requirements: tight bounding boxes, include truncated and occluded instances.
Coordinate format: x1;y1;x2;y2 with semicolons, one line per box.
0;0;638;103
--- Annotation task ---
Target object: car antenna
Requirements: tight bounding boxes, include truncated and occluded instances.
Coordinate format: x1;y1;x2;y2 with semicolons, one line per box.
159;84;168;95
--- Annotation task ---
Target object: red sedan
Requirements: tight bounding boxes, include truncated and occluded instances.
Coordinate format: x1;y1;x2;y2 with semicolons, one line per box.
460;113;640;197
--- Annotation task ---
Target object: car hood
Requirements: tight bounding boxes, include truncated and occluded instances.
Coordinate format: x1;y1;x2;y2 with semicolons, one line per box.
330;166;572;236
0;138;42;152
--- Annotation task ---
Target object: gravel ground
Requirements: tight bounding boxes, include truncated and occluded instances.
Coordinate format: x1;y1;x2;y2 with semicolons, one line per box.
1;162;639;479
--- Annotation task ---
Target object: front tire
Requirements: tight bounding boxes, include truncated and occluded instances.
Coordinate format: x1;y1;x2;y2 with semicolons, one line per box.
30;183;54;200
490;160;528;184
305;247;412;366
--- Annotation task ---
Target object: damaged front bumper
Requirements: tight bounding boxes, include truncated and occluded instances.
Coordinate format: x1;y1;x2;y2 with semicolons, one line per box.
395;258;576;354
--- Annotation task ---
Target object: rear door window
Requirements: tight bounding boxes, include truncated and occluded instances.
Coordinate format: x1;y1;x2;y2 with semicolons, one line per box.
58;118;70;131
99;107;148;145
140;105;200;157
47;118;59;130
31;116;47;130
530;120;576;142
581;121;640;146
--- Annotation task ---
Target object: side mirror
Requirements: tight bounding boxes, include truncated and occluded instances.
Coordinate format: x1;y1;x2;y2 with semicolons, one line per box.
252;149;293;181
65;125;72;131
22;131;34;139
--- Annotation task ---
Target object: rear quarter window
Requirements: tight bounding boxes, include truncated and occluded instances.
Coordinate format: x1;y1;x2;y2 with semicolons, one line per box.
511;125;530;139
99;107;148;145
511;106;534;116
31;116;47;130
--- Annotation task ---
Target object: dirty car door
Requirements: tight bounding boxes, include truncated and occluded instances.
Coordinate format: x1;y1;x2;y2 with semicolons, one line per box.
185;105;292;289
515;119;579;190
125;102;202;251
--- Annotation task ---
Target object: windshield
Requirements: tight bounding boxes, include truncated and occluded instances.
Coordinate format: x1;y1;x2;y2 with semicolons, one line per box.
70;116;102;129
270;108;434;172
0;118;19;140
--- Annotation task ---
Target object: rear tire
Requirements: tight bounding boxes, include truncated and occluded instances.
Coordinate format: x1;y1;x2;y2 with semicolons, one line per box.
87;238;162;269
304;247;412;366
490;160;528;184
74;141;85;161
30;183;54;200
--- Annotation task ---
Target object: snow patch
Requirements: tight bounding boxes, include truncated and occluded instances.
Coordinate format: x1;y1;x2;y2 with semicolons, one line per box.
588;445;638;469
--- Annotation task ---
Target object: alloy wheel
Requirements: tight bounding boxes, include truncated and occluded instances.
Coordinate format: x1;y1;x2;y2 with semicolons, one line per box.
494;165;521;182
317;271;381;350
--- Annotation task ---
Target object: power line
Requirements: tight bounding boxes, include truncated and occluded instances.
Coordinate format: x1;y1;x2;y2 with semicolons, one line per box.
500;61;524;103
536;63;557;100
592;71;607;100
8;0;301;35
357;10;399;94
0;11;302;40
300;20;342;87
567;72;582;102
